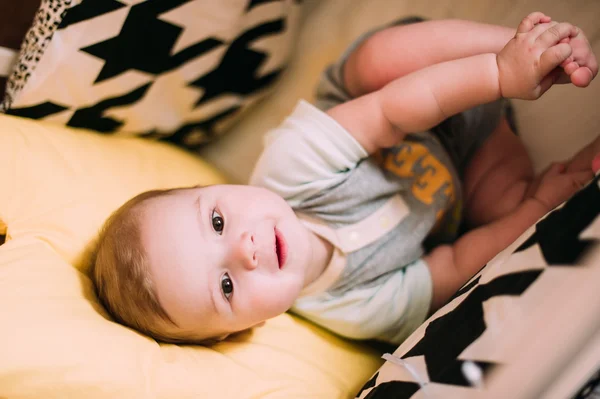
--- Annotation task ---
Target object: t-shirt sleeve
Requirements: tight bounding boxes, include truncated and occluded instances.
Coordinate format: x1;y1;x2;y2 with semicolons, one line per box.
249;100;368;207
291;258;433;346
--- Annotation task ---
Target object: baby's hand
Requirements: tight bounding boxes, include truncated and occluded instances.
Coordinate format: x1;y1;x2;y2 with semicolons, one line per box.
530;162;593;212
497;12;578;100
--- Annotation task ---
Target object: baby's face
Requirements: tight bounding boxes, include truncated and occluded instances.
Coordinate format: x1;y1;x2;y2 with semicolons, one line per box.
139;185;313;338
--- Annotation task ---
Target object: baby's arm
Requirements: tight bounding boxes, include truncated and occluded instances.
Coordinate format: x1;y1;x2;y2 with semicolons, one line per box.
344;18;516;96
329;53;501;153
425;199;547;310
425;165;593;311
328;16;579;154
344;13;597;96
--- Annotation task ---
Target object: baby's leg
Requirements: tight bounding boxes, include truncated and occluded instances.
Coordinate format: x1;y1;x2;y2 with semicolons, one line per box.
464;125;600;227
462;117;534;226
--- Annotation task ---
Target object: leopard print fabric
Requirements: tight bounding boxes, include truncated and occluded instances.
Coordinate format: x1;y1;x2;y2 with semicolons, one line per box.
1;0;77;111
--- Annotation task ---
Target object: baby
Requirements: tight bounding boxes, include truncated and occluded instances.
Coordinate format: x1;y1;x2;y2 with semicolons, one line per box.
93;13;599;345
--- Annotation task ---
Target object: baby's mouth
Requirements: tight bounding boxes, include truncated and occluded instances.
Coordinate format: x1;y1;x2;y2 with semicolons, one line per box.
274;228;287;269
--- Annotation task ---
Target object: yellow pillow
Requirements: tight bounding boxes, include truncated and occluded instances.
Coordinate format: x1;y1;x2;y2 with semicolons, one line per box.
0;114;382;398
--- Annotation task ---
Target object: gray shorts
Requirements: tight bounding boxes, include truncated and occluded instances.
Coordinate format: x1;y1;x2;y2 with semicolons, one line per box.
314;16;515;178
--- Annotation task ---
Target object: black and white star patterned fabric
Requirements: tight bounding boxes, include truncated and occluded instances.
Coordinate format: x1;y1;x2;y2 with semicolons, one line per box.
2;0;303;149
357;173;600;399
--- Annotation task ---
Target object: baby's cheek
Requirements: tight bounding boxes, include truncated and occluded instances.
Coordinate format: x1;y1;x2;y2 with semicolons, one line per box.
249;279;298;317
248;289;284;312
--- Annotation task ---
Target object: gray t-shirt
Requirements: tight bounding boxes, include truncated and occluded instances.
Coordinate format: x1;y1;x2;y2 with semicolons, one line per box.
251;101;462;344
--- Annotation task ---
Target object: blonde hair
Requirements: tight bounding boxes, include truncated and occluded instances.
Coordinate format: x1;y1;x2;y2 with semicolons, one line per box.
92;188;224;345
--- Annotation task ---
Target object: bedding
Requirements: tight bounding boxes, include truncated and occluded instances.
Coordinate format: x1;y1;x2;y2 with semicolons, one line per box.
2;0;303;149
0;113;382;398
0;0;40;97
0;0;599;398
356;173;600;398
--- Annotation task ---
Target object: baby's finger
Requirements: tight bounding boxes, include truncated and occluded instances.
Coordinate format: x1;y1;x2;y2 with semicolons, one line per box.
536;22;577;48
517;12;551;34
539;43;572;78
529;21;558;40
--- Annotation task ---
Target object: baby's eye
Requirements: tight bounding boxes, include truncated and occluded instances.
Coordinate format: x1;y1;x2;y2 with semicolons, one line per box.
221;273;233;301
212;209;224;235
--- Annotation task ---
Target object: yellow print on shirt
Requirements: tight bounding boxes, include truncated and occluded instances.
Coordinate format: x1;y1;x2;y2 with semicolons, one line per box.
380;142;456;220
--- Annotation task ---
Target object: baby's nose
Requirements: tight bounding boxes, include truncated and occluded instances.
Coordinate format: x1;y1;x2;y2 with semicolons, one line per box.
233;232;257;270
